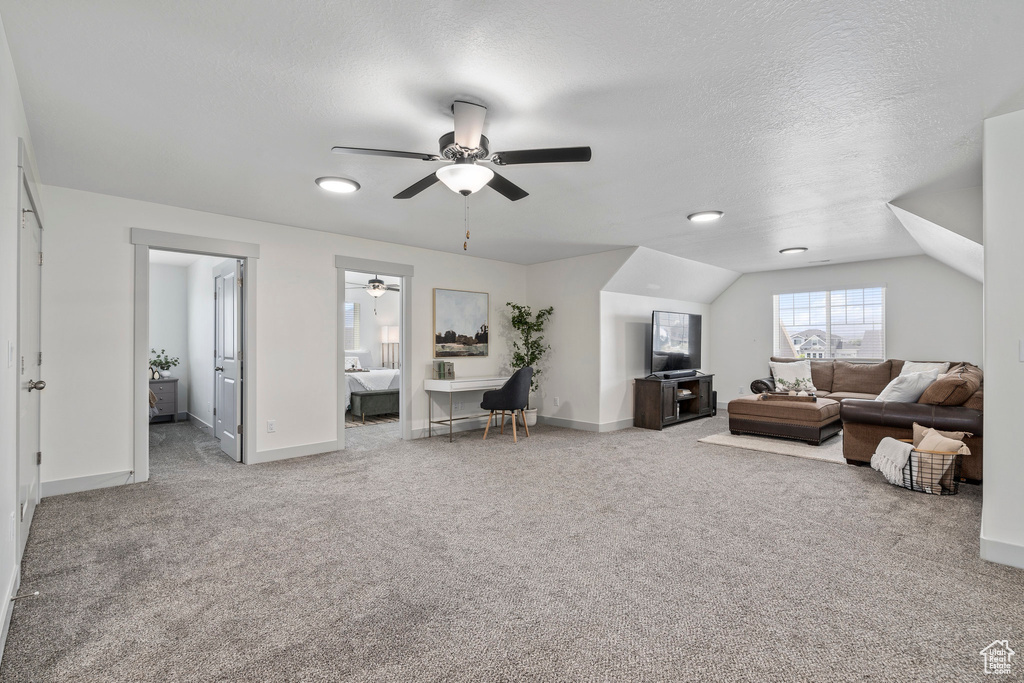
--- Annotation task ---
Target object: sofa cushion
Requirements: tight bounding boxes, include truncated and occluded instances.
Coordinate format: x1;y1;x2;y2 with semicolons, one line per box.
833;361;893;394
917;364;983;406
770;357;833;392
963;388;984;411
900;361;950;376
876;369;940;403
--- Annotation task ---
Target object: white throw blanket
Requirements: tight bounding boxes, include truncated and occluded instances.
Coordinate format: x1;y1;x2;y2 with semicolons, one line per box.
870;437;914;485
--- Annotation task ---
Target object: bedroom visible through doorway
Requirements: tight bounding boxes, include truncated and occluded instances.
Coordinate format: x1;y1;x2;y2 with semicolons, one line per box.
343;270;402;446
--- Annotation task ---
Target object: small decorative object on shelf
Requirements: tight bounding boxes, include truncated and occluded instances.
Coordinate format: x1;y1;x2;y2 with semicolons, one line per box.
432;360;455;380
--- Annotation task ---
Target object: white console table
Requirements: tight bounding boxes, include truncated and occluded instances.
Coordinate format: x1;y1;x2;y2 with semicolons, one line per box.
424;376;509;442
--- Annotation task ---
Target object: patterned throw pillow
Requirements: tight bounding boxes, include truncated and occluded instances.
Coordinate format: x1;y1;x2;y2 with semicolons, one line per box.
769;360;816;392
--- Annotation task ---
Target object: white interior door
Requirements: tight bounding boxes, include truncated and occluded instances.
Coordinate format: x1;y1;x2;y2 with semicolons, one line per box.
17;180;42;552
214;260;243;461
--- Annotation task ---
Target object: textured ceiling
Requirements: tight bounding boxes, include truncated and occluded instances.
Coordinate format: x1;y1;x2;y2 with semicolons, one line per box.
3;1;1024;271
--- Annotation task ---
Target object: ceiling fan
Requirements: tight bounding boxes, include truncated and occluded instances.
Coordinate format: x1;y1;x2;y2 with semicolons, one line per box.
345;276;399;299
332;100;592;201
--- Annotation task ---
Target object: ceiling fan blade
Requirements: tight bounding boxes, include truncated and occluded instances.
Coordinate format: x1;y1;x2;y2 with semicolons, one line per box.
487;172;529;201
453;100;487;150
386;285;400;291
490;146;592;165
394;173;441;199
332;146;440;161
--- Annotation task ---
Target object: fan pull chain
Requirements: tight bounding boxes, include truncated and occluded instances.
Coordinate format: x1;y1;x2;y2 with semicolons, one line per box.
463;196;469;251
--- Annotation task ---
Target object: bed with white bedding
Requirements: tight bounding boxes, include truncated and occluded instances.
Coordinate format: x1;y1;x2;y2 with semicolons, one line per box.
344;368;400;411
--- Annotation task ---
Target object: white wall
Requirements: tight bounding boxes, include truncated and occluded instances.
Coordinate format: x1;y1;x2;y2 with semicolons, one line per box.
0;11;37;655
599;292;711;427
981;108;1024;569
38;185;527;483
523;249;633;429
149;263;189;413
185;256;227;429
710;255;984;406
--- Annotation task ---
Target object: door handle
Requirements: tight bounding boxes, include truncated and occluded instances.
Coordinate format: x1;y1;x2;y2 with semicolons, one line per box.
26;379;46;392
215;366;224;372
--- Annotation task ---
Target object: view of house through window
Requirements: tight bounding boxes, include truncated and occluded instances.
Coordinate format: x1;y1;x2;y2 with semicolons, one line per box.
773;287;885;360
344;301;361;351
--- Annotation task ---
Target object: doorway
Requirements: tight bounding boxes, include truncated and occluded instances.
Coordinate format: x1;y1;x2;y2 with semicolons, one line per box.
147;250;244;466
15;140;43;560
342;270;402;447
132;229;259;481
334;256;413;450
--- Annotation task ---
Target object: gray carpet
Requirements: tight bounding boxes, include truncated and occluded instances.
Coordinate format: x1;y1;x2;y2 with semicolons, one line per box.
2;418;1022;681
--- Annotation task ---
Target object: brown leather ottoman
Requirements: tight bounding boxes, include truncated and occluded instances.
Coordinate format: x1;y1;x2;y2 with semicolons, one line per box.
728;396;842;446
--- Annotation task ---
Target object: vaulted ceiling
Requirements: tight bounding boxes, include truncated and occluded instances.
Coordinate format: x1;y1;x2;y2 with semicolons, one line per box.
3;1;1024;271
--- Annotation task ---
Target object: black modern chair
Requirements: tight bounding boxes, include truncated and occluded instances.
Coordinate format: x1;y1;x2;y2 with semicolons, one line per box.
481;367;534;443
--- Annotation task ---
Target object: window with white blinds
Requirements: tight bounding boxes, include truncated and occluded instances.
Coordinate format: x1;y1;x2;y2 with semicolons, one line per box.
344;302;361;351
773;287;885;360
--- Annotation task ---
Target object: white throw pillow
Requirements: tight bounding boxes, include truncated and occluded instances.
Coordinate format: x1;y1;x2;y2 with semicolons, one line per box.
876;369;940;402
769;360;816;392
344;356;362;370
900;361;950;377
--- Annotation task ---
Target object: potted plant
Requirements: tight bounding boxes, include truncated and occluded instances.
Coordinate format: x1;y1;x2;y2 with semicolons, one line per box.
150;348;180;378
506;302;554;426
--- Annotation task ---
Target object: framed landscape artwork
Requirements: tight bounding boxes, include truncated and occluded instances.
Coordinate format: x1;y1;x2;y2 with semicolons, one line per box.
433;288;489;357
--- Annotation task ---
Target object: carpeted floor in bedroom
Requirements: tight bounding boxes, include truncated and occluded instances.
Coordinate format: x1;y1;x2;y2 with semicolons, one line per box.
1;417;1021;681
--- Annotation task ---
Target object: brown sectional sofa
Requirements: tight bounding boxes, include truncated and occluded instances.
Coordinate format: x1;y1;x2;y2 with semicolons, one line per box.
750;358;983;482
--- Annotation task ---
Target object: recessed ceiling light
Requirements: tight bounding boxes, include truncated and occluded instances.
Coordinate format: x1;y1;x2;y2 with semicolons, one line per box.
779;247;808;254
316;177;360;194
687;211;724;223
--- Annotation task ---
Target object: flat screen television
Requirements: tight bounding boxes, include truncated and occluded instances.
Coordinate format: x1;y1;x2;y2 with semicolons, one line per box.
650;311;702;374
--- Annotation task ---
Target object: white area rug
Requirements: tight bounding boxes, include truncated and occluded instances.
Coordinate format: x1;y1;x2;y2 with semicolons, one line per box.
699;431;845;464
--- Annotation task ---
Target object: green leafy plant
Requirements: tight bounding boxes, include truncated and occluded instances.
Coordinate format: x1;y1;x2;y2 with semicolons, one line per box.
150;348;180;372
776;377;812;392
506;302;554;408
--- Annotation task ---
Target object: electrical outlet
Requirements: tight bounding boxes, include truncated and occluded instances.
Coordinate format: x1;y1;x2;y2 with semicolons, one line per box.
9;511;15;543
739;386;746;395
553;397;560;407
453;401;462;411
267;420;276;433
207;402;211;413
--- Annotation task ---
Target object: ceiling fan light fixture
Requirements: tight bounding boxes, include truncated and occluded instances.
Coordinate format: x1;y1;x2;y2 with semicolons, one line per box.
316;177;360;194
779;247;809;254
687;210;724;223
436;161;494;196
365;278;389;298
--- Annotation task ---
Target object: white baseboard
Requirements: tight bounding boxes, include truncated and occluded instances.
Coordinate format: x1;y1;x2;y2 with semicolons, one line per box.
597;418;635;432
188;413;213;435
250;440;340;464
537;415;600;431
1;568;18;670
980;534;1024;570
41;470;135;498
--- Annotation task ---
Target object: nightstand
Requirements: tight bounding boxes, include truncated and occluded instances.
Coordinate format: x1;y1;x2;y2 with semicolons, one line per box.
150;378;179;423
